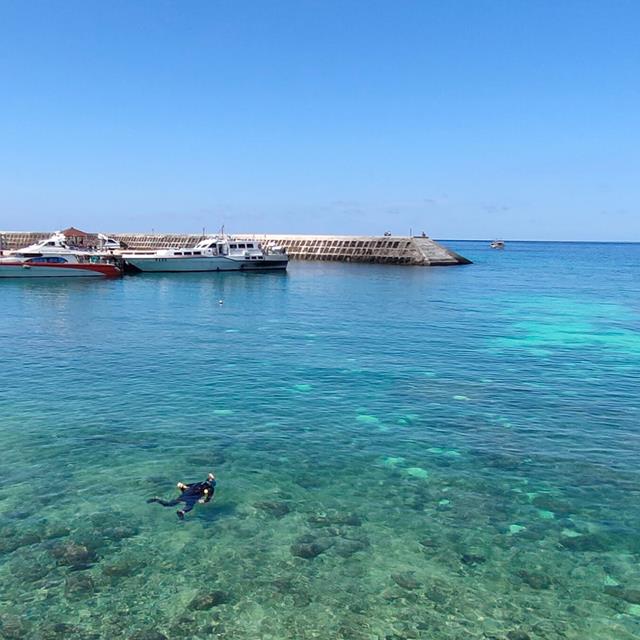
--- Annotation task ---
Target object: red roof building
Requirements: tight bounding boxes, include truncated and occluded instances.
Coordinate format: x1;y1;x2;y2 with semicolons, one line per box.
60;227;97;247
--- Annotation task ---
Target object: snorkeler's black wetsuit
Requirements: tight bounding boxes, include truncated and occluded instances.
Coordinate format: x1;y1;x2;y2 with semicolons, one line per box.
148;478;216;518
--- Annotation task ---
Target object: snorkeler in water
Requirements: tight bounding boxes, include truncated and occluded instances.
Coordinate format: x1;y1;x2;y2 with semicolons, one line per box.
147;472;216;520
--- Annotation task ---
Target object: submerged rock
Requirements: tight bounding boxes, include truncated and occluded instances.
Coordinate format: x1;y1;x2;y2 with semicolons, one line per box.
293;590;312;607
14;529;43;547
9;510;32;521
73;531;105;554
129;631;169;640
531;495;573;515
103;525;139;542
507;632;531;640
461;553;486;566
460;553;485;566
392;572;421;590
0;528;42;555
0;538;20;555
419;538;438;549
294;475;322;489
290;541;331;559
51;541;96;569
89;512;120;528
64;572;95;598
334;539;369;558
271;577;296;593
405;467;429;479
308;513;363;527
560;533;605;552
0;614;30;639
9;559;50;582
44;524;71;540
188;590;229;610
604;585;640;604
425;587;448;605
102;556;143;578
37;622;84;639
254;501;291;518
483;453;522;471
517;570;552;590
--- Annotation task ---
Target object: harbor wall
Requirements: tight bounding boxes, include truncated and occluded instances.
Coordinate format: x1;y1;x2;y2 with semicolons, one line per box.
0;232;471;266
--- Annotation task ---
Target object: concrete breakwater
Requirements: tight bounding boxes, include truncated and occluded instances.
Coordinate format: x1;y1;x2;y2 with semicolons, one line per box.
0;231;470;266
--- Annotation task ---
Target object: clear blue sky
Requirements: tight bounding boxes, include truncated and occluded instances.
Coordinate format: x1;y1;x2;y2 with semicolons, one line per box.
1;0;638;240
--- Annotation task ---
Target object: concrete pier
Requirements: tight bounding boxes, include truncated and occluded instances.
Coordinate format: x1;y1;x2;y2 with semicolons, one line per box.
0;231;470;266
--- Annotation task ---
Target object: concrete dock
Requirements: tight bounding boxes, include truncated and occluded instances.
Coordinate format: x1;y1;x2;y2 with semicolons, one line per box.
0;231;470;266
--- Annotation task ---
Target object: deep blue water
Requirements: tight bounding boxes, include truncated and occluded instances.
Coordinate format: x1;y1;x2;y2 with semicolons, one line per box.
1;241;639;640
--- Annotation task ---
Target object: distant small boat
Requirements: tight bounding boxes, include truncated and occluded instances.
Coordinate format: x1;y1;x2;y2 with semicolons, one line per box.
490;240;505;249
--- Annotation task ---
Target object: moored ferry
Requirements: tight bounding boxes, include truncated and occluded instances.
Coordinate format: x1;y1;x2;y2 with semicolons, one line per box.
122;236;288;273
0;233;122;278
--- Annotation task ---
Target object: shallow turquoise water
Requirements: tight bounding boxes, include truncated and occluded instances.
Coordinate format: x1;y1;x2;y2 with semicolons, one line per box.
1;241;640;639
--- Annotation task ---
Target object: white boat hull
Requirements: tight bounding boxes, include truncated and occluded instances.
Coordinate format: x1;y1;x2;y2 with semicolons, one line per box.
125;255;288;273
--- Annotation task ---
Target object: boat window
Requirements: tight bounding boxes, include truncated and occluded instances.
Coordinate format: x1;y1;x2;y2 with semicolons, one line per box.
176;252;183;255
230;244;237;249
237;243;246;248
184;252;192;255
193;251;201;256
27;256;68;263
247;243;254;248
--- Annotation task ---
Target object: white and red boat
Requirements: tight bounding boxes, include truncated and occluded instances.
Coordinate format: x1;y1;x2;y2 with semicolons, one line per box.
0;234;121;278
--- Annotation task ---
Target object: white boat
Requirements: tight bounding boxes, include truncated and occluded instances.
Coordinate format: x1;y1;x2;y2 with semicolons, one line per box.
490;240;505;249
122;236;288;273
0;233;121;278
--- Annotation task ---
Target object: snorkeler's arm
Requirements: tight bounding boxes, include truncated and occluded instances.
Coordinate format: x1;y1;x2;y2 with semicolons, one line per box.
202;481;216;503
199;480;216;504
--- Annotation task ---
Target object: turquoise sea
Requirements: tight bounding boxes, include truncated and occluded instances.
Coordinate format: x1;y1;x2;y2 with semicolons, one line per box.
1;241;639;640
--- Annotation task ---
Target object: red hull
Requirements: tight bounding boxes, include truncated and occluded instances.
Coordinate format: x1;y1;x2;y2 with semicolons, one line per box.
0;262;121;277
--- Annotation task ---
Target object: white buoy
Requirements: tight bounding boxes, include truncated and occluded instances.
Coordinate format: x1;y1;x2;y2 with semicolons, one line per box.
218;299;224;305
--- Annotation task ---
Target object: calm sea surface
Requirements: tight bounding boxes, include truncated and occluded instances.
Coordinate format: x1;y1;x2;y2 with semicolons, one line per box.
1;241;639;640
